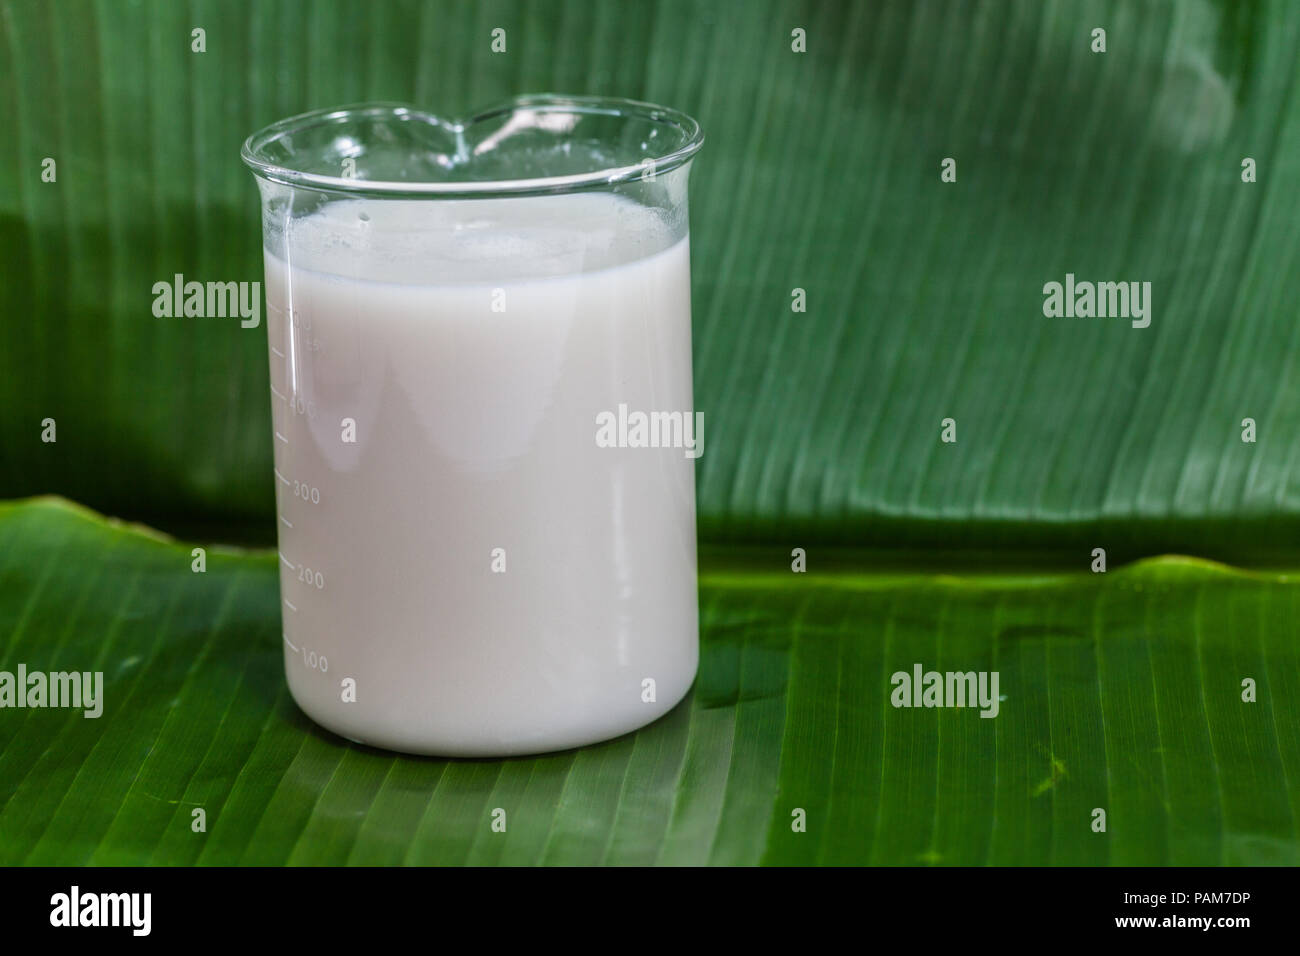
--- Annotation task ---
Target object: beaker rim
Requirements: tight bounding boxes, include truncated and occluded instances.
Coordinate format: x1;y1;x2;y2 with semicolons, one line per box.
241;94;704;199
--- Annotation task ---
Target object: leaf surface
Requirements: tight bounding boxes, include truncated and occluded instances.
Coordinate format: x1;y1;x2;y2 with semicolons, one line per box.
1;498;1295;865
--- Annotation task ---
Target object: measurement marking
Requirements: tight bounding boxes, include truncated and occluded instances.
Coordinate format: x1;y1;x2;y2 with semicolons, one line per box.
283;633;299;652
280;515;293;528
284;599;298;612
279;552;295;569
274;469;290;485
275;431;289;444
270;385;287;401
271;346;285;358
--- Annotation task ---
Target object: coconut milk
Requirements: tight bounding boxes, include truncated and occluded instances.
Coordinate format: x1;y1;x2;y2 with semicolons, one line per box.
263;193;698;756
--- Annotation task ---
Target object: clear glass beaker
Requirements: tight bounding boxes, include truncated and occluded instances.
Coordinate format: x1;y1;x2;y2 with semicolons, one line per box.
242;96;703;756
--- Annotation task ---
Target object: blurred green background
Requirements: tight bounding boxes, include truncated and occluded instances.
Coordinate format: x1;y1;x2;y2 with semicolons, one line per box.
3;0;1296;558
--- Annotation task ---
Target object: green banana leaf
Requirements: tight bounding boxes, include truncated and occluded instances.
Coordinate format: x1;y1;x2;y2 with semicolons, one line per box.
2;0;1299;557
2;497;1295;865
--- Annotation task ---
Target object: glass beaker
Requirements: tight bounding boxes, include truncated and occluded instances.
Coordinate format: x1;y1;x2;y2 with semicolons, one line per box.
242;96;703;756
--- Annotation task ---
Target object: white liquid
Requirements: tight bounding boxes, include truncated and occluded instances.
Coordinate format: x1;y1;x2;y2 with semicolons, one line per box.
264;194;698;756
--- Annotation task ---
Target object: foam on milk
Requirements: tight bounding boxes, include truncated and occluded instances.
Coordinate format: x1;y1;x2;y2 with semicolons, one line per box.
265;192;698;756
276;192;678;284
